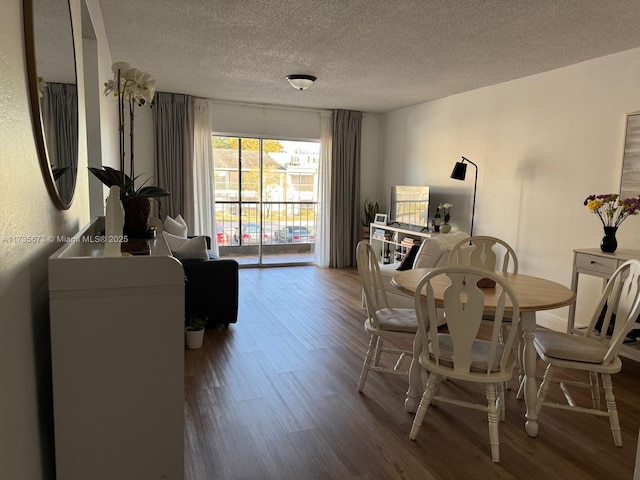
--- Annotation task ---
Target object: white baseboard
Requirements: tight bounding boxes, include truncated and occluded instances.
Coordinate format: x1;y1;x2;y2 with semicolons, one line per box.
535;312;567;332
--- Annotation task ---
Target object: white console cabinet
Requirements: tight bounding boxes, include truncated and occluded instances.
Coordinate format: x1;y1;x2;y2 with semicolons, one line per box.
369;222;435;265
48;217;185;480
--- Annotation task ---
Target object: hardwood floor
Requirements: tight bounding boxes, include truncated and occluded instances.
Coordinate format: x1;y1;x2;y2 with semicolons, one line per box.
184;266;640;479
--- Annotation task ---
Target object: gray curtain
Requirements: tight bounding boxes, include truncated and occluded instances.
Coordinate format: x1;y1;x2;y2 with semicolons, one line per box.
330;109;363;268
41;82;78;204
154;92;195;228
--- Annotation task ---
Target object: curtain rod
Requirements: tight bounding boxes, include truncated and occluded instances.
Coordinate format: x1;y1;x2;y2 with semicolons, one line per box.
207;98;370;116
208;98;325;114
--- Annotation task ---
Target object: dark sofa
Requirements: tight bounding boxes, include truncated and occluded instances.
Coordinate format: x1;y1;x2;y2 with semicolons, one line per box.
181;236;239;327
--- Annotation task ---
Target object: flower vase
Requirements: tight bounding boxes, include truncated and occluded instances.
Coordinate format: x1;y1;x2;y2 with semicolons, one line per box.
123;196;151;238
440;224;451;233
600;226;618;253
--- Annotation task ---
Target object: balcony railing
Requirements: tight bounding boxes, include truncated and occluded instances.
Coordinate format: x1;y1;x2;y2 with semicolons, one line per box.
213;201;318;262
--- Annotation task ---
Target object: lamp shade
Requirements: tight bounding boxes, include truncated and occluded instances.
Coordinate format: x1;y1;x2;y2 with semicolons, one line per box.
450;162;467;180
286;74;316;91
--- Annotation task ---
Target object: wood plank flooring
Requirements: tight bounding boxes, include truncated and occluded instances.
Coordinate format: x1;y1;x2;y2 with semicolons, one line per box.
184;266;640;480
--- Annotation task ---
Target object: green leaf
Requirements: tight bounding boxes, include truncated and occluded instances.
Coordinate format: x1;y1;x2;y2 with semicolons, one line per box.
137;186;170;198
88;167;122;187
88;166;170;198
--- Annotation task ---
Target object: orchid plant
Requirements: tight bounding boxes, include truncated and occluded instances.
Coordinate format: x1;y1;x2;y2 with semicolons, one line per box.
583;194;640;228
439;202;453;224
89;62;169;200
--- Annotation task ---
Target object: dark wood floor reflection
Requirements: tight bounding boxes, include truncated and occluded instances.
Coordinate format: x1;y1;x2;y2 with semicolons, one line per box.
184;266;640;480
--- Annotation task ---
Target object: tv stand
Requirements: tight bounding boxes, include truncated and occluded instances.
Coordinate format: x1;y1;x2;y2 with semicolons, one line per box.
369;222;436;265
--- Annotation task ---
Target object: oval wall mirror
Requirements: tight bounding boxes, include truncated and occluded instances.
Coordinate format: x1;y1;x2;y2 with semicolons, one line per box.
24;0;79;210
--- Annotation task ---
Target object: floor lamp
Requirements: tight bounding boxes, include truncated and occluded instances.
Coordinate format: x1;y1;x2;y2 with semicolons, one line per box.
450;156;478;237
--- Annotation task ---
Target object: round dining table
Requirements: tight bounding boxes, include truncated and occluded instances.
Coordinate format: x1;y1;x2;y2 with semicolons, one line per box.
392;268;576;437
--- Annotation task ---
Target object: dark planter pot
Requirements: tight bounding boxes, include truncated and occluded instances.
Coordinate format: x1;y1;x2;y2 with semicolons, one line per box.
123;196;151;238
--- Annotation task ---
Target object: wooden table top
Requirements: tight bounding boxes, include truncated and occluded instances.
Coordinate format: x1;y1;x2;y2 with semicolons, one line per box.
392;268;576;312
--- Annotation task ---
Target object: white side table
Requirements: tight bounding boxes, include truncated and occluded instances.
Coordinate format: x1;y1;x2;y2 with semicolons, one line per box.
569;248;640;361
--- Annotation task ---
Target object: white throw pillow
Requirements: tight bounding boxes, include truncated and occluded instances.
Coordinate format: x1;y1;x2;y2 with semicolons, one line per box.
164;215;188;237
413;238;445;269
162;232;208;261
413;231;470;269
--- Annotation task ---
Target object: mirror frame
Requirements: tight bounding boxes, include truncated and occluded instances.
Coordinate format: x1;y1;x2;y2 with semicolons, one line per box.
23;0;78;210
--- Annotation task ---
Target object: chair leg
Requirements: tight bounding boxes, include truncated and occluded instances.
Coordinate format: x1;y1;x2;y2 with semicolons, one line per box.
515;324;526;399
535;363;555;415
373;336;384;367
515;376;525;400
487;383;500;463
602;373;623;446
358;335;377;392
497;382;506;421
409;373;441;440
589;371;601;410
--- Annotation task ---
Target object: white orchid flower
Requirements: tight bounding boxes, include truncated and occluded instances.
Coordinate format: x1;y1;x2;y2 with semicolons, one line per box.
37;75;47;98
103;78;117;96
137;74;156;104
112;67;156;104
441;203;453;209
123;67;142;82
118;68;139;102
129;70;156;104
111;61;131;76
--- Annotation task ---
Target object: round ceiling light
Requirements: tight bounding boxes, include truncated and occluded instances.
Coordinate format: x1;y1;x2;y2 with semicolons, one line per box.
286;74;317;91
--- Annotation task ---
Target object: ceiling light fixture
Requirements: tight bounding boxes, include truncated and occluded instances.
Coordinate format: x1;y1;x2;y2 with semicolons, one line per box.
286;74;316;91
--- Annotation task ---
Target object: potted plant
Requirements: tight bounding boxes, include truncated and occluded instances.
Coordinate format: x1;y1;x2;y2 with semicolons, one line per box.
185;315;208;349
89;62;170;237
362;198;379;239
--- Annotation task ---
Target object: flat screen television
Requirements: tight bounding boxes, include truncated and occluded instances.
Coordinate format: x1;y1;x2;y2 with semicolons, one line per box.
389;185;430;228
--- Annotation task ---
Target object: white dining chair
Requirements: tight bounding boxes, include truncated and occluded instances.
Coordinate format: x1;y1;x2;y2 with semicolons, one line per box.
533;259;640;446
356;240;419;393
448;235;518;274
448;235;519;374
409;266;520;463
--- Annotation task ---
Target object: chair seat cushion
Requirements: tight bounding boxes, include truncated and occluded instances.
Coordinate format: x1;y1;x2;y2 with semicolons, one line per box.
533;329;608;364
373;308;418;332
430;333;508;372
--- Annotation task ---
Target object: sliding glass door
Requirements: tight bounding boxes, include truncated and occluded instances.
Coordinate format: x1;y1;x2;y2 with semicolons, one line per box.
213;136;319;266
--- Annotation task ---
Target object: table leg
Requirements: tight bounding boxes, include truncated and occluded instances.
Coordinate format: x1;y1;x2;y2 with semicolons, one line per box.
521;311;539;437
404;334;422;413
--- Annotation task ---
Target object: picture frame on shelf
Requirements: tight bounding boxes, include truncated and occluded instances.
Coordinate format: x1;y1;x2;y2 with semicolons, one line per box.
374;213;387;225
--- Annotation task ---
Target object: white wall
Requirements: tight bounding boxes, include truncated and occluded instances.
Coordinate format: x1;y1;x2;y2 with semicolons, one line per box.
0;0;95;477
360;113;382;216
378;47;640;328
85;0;119;216
210;102;322;139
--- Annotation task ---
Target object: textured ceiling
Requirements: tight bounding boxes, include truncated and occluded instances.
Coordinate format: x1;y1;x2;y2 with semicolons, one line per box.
98;0;640;113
